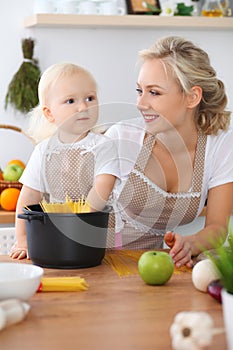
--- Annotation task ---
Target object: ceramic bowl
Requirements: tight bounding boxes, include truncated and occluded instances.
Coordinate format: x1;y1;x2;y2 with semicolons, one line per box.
0;263;43;301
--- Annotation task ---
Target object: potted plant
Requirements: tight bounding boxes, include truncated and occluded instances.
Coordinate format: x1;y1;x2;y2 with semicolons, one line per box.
206;224;233;350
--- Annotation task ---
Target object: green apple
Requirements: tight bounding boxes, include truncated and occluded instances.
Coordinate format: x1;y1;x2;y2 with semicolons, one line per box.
3;164;24;181
138;251;174;285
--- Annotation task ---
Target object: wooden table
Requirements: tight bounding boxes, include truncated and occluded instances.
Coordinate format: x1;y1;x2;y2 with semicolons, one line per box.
0;254;226;350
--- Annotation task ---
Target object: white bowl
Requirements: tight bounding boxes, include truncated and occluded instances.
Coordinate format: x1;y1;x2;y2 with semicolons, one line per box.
0;263;44;301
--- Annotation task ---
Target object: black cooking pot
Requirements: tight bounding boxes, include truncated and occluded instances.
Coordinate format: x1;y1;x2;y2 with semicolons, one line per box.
18;204;111;269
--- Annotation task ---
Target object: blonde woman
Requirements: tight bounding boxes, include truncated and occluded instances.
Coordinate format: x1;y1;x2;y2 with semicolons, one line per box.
106;36;233;267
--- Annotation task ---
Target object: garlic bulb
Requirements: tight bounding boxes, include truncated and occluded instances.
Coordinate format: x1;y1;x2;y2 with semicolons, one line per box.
192;259;220;292
170;311;214;350
0;299;30;331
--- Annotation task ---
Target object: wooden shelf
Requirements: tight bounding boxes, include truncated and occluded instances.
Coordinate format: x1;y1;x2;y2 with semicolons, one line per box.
24;14;233;29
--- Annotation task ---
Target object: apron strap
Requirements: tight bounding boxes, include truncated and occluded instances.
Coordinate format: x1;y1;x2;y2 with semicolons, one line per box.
134;133;156;173
191;131;207;192
173;130;207;224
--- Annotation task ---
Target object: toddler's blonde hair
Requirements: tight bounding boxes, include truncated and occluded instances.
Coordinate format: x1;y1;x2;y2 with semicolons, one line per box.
27;62;97;143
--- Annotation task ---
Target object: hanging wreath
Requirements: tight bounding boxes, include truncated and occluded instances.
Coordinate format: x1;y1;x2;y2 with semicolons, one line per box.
5;38;41;114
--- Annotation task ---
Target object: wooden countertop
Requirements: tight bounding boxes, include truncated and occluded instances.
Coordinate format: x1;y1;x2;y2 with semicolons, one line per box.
0;253;226;350
0;209;15;224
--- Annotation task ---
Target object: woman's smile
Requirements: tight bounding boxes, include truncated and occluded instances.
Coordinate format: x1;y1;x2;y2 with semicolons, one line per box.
142;112;160;123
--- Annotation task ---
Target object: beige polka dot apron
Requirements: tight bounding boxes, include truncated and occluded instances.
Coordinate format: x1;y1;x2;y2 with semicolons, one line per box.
43;138;95;202
111;131;207;250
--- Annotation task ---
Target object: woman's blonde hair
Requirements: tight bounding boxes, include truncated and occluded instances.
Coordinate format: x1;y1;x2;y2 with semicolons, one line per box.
139;36;231;135
27;62;97;143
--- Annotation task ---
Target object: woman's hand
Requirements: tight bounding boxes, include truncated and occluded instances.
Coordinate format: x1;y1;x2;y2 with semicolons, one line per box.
9;242;29;260
164;231;193;268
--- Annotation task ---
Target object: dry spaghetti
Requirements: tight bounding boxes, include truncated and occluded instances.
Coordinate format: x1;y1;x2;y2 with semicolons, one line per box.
38;277;89;292
103;250;192;277
40;195;91;214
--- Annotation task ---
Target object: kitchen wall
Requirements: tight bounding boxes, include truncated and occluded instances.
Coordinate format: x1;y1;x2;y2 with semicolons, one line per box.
0;0;233;167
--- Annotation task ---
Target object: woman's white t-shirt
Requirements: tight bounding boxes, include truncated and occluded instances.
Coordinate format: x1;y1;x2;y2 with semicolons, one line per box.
106;117;233;216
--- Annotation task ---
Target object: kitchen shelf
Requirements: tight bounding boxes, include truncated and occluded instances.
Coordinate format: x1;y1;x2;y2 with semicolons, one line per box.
24;14;233;29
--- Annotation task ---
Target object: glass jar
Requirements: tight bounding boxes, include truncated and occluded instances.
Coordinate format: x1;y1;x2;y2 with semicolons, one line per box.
201;0;224;16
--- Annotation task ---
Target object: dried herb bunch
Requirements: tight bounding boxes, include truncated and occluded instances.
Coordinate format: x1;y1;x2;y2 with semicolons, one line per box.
5;38;41;114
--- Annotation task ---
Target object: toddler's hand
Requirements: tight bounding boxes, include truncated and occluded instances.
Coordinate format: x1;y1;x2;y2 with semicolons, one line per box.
9;243;29;260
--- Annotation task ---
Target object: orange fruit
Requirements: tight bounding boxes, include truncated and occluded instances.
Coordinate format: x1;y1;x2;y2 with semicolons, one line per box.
0;168;3;180
0;188;21;211
7;159;26;169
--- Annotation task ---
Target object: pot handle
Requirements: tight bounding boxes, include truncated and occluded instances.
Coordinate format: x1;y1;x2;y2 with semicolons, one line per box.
17;213;45;223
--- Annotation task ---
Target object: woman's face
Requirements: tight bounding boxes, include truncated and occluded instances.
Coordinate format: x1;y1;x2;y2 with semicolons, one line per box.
136;58;194;134
44;71;98;140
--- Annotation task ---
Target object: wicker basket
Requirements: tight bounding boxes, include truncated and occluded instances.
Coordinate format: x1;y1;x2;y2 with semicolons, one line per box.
0;180;23;193
0;124;34;194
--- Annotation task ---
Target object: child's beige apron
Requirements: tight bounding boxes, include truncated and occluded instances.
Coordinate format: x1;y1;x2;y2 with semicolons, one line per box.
112;131;207;249
43;142;95;202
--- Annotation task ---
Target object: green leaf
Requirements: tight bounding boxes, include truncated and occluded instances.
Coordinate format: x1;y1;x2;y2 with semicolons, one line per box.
144;2;161;13
204;224;233;295
175;2;194;15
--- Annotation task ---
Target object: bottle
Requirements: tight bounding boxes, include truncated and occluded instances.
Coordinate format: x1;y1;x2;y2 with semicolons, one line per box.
201;0;223;16
191;0;201;15
222;0;233;16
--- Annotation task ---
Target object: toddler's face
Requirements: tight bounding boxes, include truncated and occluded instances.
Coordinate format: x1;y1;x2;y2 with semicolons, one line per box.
46;71;98;139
